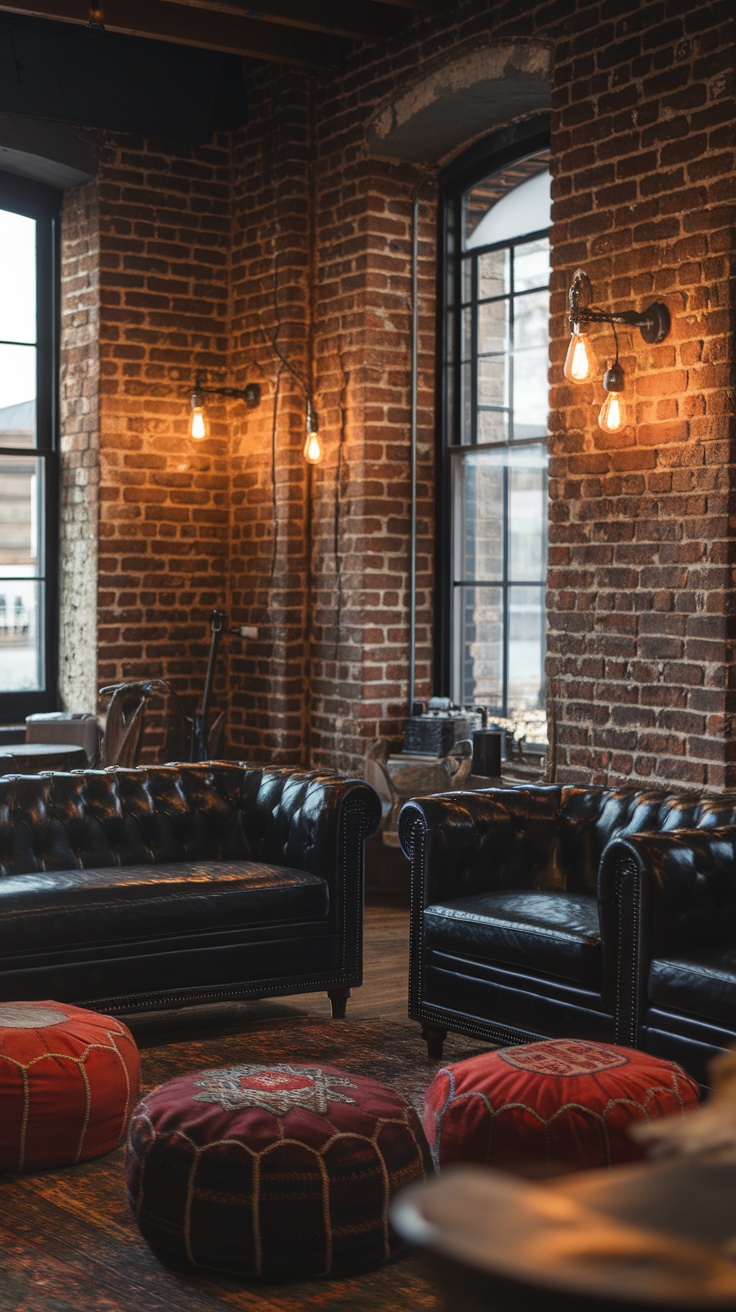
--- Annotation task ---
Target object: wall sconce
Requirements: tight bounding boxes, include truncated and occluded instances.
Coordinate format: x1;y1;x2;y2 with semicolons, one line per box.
189;377;261;439
565;269;670;433
303;399;323;465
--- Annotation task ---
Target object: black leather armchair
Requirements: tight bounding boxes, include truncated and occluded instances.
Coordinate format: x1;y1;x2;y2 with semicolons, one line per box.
0;762;381;1019
399;785;736;1076
600;825;736;1084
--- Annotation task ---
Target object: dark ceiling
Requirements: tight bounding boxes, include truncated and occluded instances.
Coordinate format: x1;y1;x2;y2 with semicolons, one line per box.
0;0;441;144
0;1;444;65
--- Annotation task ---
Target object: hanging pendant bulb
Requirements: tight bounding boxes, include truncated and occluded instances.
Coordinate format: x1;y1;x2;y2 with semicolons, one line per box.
598;360;628;434
189;390;208;440
303;400;322;464
564;322;594;383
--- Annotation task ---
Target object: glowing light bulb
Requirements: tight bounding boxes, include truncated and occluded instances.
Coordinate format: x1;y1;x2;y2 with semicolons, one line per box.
189;391;207;439
303;400;322;464
303;430;323;464
598;360;628;434
564;324;593;382
598;389;627;433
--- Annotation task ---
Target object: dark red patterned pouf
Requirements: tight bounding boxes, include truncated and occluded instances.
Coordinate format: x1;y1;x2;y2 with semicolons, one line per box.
126;1062;432;1279
0;1000;140;1172
424;1038;700;1177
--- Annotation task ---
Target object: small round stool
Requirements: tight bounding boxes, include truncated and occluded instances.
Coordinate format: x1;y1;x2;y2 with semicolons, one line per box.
424;1038;700;1177
0;1000;140;1172
126;1062;432;1279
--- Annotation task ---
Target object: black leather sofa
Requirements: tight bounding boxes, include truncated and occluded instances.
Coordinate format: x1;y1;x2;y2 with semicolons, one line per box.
0;762;381;1018
399;785;736;1081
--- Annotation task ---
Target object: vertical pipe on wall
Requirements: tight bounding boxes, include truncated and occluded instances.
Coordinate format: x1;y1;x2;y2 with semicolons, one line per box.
408;190;419;713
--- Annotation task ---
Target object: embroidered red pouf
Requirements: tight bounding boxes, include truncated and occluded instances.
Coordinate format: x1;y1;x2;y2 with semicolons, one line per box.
0;1000;140;1172
126;1062;432;1279
424;1038;701;1177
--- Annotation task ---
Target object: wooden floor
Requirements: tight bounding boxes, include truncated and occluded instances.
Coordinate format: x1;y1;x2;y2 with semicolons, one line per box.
128;897;411;1048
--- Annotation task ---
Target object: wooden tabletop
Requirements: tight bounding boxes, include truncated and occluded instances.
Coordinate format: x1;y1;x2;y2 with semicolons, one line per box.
0;742;88;772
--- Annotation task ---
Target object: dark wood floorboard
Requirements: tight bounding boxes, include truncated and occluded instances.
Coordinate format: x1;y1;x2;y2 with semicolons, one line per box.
0;901;424;1312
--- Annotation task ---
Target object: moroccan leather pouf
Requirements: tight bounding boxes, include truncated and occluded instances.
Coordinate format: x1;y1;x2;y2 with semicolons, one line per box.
126;1062;432;1279
0;1000;140;1172
424;1038;701;1177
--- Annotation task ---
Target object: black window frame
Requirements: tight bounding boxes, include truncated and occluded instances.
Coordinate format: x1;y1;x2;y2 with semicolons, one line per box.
435;117;550;713
0;170;60;722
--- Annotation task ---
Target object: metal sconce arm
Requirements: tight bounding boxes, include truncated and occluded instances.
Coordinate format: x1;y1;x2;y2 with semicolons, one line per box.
567;268;670;345
191;380;261;407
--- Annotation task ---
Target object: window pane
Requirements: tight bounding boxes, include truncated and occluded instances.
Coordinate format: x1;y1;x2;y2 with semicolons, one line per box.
453;585;503;707
478;248;510;299
478;351;508;410
514;238;550;292
460;361;472;443
0;344;37;448
0;453;44;693
478;299;509;356
454;452;504;582
508;585;545;714
461;257;473;304
512;345;548;439
509;449;546;580
461;306;473;363
464;168;551;249
0;209;36;344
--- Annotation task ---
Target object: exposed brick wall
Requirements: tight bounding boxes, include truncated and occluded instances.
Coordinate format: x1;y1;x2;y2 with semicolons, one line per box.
59;180;100;713
62;134;234;758
547;0;736;788
57;0;736;787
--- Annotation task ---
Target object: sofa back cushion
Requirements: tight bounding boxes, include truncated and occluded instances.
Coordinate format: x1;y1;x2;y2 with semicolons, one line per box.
0;764;251;878
558;787;736;893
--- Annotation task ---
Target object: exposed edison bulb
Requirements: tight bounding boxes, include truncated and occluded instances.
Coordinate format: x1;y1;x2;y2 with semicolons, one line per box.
303;400;322;464
598;360;627;434
303;430;323;464
563;323;593;383
598;389;627;433
189;391;207;440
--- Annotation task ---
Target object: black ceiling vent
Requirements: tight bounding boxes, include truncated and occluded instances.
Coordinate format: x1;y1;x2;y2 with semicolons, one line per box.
0;14;248;144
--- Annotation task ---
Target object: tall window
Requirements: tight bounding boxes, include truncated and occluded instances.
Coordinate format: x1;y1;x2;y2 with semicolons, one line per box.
439;139;550;740
0;174;59;719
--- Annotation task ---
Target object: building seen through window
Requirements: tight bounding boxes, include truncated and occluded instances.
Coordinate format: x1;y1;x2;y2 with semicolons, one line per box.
0;179;58;717
442;147;550;746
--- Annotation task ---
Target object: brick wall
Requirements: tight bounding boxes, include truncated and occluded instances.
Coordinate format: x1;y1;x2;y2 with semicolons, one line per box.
59;181;100;713
58;0;736;785
62;134;234;758
547;0;736;788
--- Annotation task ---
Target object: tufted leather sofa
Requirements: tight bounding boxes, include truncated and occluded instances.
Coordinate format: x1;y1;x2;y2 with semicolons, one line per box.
399;785;736;1081
0;762;381;1019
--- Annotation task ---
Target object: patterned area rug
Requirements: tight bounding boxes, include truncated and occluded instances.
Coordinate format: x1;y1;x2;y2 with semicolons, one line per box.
0;1019;493;1312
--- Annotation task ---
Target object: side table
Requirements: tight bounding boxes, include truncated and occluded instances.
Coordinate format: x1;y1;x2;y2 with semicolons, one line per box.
0;742;88;773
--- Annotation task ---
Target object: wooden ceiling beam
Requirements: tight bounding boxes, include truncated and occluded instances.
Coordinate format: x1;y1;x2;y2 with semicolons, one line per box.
154;0;404;43
0;1;342;66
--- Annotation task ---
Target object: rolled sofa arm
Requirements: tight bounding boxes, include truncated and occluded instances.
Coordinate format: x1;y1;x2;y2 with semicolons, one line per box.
239;766;383;882
398;785;561;906
598;826;736;1047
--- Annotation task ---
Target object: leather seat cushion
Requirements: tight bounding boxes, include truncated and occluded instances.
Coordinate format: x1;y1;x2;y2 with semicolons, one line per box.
424;890;601;987
649;950;736;1028
0;862;329;955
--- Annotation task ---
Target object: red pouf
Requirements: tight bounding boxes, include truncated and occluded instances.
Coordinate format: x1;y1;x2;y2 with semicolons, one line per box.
126;1062;432;1279
0;1000;140;1172
424;1038;700;1177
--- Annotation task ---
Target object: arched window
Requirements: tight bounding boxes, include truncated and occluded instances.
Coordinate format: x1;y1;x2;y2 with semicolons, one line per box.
438;130;549;745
